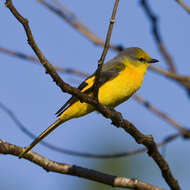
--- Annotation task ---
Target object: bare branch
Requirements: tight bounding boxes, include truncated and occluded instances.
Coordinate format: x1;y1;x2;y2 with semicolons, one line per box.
140;0;176;73
5;0;99;109
5;1;181;189
38;0;122;51
134;95;190;137
0;46;89;77
149;65;190;82
176;0;190;14
0;140;165;190
93;0;120;99
149;65;190;96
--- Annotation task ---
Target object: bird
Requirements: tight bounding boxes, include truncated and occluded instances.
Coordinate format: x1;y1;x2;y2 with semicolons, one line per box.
19;47;158;158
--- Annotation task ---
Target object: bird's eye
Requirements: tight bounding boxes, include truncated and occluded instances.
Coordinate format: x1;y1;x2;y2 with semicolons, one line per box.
138;57;145;62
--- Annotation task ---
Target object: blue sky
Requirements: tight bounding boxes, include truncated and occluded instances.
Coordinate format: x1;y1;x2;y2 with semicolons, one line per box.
1;0;190;189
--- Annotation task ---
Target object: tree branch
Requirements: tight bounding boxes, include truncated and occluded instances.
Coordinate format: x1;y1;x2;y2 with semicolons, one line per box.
38;0;123;51
176;0;190;14
0;140;165;190
93;0;120;99
5;1;181;189
140;0;176;73
134;95;190;137
0;46;89;77
149;65;190;96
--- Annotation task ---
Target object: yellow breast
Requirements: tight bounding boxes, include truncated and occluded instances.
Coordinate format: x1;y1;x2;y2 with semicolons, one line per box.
98;65;147;107
60;63;148;120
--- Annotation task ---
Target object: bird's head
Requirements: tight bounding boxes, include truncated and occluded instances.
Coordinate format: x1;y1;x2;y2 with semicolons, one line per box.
120;47;159;69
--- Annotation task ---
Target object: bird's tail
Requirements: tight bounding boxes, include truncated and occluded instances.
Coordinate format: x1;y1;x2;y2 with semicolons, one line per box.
18;118;64;158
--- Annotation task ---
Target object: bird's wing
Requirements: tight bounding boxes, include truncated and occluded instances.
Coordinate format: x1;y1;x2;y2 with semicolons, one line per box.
56;61;126;117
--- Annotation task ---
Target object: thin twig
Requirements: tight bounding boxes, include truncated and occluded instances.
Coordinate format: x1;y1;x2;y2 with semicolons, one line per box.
0;46;89;77
38;0;123;51
140;0;176;73
0;101;181;158
149;65;190;82
176;0;190;14
150;65;190;96
93;0;120;99
5;1;181;189
134;95;190;137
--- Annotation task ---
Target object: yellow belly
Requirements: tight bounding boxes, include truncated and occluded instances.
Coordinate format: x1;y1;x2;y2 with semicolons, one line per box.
59;66;145;121
98;68;143;107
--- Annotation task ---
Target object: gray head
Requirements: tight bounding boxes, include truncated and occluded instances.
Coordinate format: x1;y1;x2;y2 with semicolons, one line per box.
115;47;158;65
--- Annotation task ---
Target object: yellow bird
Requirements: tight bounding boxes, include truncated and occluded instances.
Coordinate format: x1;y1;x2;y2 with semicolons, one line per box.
19;47;158;158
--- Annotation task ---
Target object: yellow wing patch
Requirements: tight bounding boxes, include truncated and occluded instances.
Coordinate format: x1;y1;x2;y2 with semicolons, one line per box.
81;76;95;92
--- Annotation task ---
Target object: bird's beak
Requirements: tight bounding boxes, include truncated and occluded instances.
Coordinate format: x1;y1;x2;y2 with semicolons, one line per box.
148;58;159;64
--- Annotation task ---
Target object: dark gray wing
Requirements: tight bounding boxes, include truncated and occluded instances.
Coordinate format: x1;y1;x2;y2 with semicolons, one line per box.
56;61;125;117
55;78;90;116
